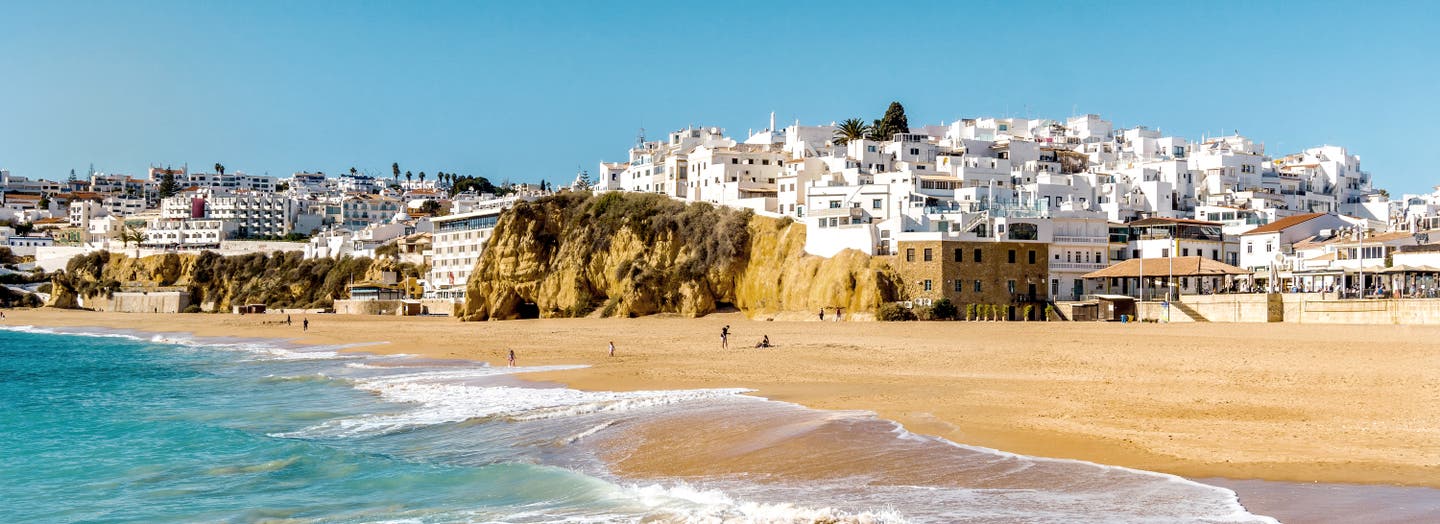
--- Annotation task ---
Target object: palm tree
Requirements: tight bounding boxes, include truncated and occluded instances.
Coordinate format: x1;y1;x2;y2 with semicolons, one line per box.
405;171;413;185
349;166;358;176
833;118;871;145
392;162;400;182
214;163;225;176
419;171;426;186
119;225;146;258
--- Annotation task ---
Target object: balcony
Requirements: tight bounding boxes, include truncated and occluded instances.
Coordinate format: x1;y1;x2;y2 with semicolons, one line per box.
1049;262;1108;271
1052;235;1108;245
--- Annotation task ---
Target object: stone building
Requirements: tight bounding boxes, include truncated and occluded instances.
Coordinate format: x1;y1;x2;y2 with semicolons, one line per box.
892;239;1051;319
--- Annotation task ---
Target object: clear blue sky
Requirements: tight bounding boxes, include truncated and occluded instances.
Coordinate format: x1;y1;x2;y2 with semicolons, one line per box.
2;1;1437;193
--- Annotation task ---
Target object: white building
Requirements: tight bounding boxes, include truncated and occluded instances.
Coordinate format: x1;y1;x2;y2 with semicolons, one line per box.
425;195;530;300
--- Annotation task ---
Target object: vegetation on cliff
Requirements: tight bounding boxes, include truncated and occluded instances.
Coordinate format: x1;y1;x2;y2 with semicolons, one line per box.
462;192;900;320
49;250;420;311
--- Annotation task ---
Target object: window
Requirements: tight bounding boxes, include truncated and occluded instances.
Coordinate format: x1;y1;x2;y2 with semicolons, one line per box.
974;249;982;262
923;279;932;291
1182;248;1189;256
954;248;963;262
1162;248;1170;257
1266;241;1274;253
906;248;915;262
1246;243;1253;254
867;145;876;152
746;159;754;165
1028;250;1036;264
1007;280;1016;294
872;199;882;209
909;148;920;155
829;200;841;209
1008;249;1016;263
923;248;933;262
974;280;982;292
954;280;963;292
731;158;738;164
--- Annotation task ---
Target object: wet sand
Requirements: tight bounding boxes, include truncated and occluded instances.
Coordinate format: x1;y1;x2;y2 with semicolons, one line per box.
9;308;1439;493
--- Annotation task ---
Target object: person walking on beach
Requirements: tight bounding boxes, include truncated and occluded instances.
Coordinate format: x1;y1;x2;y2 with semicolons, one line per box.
302;318;309;332
286;315;292;326
608;341;615;357
819;308;825;321
721;325;730;349
508;349;516;367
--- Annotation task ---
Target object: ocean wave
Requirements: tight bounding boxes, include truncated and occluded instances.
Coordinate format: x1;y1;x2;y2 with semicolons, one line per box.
626;482;908;523
271;369;752;439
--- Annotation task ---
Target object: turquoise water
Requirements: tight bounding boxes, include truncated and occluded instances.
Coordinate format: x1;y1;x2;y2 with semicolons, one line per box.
0;326;1281;523
0;329;653;523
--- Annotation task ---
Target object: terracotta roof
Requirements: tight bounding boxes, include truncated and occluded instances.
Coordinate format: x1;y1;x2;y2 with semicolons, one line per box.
1083;257;1250;278
1240;212;1327;236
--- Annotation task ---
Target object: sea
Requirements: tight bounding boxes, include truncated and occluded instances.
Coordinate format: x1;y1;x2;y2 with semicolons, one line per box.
0;325;1336;523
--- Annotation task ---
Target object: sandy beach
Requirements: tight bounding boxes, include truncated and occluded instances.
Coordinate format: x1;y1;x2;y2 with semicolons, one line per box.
9;308;1439;489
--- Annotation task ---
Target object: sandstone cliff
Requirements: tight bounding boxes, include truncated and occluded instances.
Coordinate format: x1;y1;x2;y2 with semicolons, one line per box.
48;250;411;311
461;192;899;320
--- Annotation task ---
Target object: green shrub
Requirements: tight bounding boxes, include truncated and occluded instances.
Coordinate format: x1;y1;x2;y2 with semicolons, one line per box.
1045;304;1057;321
877;303;917;321
1022;304;1034;321
182;305;202;314
930;298;957;320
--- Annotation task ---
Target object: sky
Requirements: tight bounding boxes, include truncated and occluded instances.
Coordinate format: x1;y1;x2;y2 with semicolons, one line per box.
2;1;1438;193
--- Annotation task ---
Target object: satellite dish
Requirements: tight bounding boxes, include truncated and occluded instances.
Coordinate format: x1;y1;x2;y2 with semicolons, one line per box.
1274;253;1287;264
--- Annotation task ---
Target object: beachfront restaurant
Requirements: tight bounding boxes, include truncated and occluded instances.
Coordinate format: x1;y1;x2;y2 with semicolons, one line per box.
1082;256;1250;300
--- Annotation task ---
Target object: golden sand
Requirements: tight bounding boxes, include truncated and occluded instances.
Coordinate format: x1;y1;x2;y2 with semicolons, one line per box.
11;308;1438;487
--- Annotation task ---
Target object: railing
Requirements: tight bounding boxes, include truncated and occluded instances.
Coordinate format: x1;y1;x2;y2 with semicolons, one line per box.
1052;235;1108;244
1049;262;1108;271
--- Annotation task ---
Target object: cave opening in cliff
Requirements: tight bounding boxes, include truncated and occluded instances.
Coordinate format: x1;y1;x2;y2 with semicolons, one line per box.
516;302;540;319
714;301;739;313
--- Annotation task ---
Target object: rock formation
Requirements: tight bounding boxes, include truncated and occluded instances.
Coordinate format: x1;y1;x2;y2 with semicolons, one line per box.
48;250;412;312
461;192;899;320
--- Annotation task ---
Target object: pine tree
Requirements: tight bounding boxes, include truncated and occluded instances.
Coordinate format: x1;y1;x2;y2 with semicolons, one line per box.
874;101;910;140
159;168;177;198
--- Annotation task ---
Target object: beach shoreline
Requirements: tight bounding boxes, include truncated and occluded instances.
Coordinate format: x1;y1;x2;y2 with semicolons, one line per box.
8;307;1438;491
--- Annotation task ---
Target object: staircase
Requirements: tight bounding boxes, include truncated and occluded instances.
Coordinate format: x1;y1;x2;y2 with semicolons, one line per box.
1170;300;1209;322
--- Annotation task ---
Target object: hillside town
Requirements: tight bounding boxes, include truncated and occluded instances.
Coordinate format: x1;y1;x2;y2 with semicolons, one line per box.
7;105;1440;316
596;105;1440;315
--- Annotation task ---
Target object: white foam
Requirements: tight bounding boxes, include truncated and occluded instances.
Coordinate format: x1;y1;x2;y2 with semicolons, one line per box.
625;482;908;523
274;372;752;439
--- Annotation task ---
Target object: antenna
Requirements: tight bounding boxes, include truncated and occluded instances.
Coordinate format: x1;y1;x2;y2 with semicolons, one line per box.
635;127;646;148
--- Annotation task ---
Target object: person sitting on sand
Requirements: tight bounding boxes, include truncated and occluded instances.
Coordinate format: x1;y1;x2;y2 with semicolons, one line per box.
756;335;771;349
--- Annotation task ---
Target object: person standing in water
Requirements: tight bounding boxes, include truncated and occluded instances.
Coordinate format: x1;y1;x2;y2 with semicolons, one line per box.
608;341;615;357
508;349;516;367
